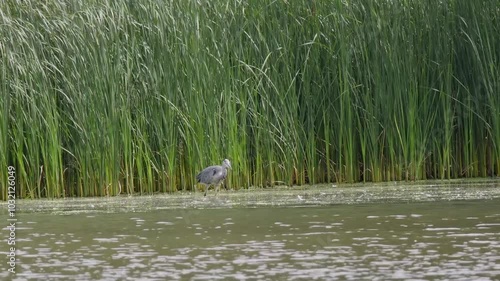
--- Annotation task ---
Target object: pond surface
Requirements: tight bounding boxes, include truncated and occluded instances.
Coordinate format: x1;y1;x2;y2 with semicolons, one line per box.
1;199;500;280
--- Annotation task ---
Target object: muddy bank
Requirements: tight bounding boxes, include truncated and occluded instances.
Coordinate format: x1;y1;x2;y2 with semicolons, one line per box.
2;179;499;215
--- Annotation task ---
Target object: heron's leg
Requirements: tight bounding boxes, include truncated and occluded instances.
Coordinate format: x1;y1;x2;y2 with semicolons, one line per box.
204;184;209;196
215;184;220;196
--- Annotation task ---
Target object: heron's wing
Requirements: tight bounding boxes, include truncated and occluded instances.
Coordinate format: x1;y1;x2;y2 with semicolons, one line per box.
196;167;211;182
196;165;219;183
213;167;227;182
213;166;224;176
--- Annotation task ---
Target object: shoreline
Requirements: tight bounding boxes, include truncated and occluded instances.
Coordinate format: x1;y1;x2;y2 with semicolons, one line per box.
2;179;499;215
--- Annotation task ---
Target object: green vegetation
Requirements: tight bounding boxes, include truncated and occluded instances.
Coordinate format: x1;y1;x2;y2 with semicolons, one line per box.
1;0;499;199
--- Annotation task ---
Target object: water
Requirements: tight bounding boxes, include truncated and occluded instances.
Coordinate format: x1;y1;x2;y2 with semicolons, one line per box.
2;199;500;280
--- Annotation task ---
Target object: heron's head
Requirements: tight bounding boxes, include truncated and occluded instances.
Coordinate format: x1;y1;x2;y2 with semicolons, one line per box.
223;159;232;169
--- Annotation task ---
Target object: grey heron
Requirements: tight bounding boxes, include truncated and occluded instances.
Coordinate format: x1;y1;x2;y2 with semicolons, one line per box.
196;159;231;196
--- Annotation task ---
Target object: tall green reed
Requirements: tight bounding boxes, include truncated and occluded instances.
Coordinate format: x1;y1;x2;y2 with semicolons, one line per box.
1;0;498;199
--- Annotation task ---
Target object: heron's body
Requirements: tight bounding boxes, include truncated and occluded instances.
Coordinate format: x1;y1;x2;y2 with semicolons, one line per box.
196;159;231;196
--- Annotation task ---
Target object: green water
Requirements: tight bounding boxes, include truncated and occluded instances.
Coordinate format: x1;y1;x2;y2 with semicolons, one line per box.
2;199;500;280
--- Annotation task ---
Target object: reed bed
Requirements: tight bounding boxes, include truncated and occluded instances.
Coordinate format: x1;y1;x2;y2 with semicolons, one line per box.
1;0;499;199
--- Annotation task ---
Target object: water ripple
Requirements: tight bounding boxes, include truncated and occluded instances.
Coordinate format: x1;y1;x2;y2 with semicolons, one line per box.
1;200;499;280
